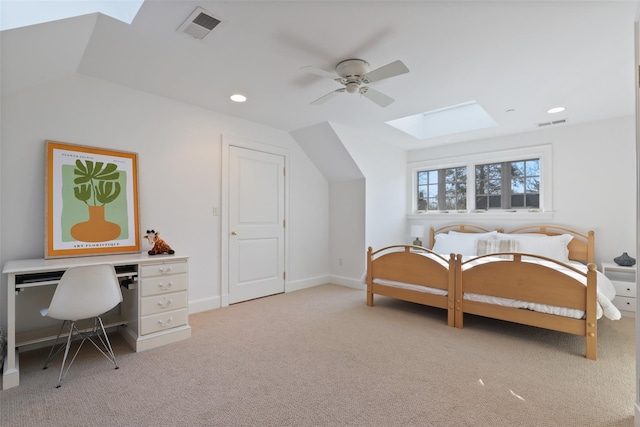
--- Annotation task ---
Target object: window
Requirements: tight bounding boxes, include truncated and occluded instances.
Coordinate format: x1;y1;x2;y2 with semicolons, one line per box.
475;159;540;210
417;167;467;211
410;145;551;215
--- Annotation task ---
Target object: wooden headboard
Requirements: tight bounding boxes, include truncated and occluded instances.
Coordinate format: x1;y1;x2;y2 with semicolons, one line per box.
428;224;497;249
427;223;594;264
505;225;595;264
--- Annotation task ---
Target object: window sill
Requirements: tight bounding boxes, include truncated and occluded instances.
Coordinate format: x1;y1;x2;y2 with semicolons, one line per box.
407;211;554;221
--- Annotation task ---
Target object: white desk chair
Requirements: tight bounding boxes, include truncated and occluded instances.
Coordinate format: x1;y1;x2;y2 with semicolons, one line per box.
41;264;123;388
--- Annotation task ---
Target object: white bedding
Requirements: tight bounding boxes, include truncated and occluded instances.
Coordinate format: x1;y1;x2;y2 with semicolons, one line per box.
368;255;621;321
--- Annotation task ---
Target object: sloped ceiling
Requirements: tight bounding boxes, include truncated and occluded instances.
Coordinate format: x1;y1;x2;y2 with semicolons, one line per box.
1;1;637;150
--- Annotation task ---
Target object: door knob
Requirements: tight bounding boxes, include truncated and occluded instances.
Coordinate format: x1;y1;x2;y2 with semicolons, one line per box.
231;231;238;235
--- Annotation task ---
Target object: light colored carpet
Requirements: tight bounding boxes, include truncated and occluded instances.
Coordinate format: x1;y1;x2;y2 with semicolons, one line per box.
0;284;635;426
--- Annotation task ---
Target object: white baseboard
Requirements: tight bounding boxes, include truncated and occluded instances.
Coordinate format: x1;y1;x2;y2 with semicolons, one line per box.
188;276;364;314
189;296;221;314
286;275;331;293
329;275;365;289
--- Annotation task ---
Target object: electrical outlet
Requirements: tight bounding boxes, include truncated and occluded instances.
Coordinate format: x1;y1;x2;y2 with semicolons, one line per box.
339;258;343;266
213;206;220;216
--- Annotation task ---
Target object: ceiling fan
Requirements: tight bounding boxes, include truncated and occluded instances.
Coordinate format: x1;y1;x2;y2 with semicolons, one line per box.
301;59;409;107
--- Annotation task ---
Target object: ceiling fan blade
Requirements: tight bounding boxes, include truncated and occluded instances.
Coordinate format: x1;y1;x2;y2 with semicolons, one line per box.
310;89;344;105
365;60;409;83
300;65;340;80
361;87;395;107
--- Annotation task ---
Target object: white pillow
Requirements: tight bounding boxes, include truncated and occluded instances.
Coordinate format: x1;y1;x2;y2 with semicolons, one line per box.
432;231;497;256
495;233;573;263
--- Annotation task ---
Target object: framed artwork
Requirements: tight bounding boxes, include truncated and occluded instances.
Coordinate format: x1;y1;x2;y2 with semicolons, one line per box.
45;141;140;258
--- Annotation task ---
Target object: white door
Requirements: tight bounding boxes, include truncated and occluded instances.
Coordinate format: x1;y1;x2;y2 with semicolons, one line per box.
228;146;285;304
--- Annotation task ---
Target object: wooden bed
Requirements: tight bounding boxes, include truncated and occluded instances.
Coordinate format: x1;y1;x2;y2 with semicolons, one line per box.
366;246;456;326
366;224;602;360
451;225;599;360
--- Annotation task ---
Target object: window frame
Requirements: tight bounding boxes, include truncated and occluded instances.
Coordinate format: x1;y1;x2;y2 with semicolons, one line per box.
408;144;552;219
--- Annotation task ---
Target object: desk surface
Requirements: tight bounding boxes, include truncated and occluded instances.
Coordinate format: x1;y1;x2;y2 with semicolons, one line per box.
3;253;189;274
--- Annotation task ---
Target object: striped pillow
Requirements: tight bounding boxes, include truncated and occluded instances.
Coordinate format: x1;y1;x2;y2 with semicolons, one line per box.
476;239;518;258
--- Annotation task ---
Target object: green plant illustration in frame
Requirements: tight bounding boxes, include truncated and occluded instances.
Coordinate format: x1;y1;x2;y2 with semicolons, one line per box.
72;160;121;205
60;160;129;242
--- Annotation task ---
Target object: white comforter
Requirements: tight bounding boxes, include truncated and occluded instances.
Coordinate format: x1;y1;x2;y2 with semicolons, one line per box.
368;254;621;321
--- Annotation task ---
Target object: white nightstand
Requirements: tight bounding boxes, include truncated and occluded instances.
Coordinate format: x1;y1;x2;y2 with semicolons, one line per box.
602;262;637;317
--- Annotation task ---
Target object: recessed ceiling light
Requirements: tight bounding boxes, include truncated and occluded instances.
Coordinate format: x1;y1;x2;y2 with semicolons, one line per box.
547;107;565;114
230;94;247;103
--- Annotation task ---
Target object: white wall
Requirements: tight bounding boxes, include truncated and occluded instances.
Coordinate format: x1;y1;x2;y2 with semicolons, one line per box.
0;74;330;332
407;116;636;266
331;123;409;253
329;179;365;287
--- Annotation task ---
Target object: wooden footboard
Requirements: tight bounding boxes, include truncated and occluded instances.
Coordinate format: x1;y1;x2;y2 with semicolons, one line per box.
367;246;457;326
455;253;598;360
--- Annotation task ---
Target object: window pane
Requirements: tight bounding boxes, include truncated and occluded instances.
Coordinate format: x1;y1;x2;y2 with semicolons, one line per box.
511;161;524;177
511;177;524;193
476;196;487;210
488;179;501;194
489;195;501;208
526;160;540;176
428;183;438;197
418;172;427;185
526;194;539;208
511;194;524;208
487;163;501;179
526;177;539;193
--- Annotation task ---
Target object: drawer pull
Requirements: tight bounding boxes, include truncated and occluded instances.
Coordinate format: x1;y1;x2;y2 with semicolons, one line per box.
158;266;173;274
158;317;173;328
158;299;173;308
158;281;173;291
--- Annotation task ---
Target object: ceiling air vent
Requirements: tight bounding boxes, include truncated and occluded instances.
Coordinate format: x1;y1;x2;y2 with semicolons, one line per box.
536;118;567;128
178;7;220;40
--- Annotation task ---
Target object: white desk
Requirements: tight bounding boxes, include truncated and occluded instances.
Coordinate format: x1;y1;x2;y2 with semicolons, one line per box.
2;253;191;390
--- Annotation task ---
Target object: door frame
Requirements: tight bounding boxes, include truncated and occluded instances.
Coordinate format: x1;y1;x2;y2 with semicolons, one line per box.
221;135;290;307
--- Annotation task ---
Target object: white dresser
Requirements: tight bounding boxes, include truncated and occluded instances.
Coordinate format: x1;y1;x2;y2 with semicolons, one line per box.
602;262;637;317
121;256;191;351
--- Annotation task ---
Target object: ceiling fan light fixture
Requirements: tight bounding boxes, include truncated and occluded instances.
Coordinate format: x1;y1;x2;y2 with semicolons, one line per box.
345;82;359;94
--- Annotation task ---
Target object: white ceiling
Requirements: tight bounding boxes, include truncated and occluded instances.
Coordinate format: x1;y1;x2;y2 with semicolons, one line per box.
1;0;637;150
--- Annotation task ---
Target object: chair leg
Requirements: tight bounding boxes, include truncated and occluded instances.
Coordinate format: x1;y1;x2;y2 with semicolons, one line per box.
55;320;77;388
85;317;119;369
43;320;68;370
48;318;120;388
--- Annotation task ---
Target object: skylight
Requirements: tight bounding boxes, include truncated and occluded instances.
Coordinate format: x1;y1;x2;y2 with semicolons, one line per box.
0;0;145;31
386;101;497;140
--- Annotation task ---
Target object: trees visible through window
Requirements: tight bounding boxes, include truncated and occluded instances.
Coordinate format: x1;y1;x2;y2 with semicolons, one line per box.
415;158;541;212
417;167;467;211
475;159;540;210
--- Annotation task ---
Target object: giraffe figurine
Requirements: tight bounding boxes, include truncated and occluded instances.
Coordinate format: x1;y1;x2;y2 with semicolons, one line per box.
145;229;175;255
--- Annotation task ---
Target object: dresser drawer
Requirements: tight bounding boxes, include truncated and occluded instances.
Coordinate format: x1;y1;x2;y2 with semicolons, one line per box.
141;291;188;316
612;280;636;298
140;261;188;278
140;273;188;297
140;308;188;335
613;296;636;313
